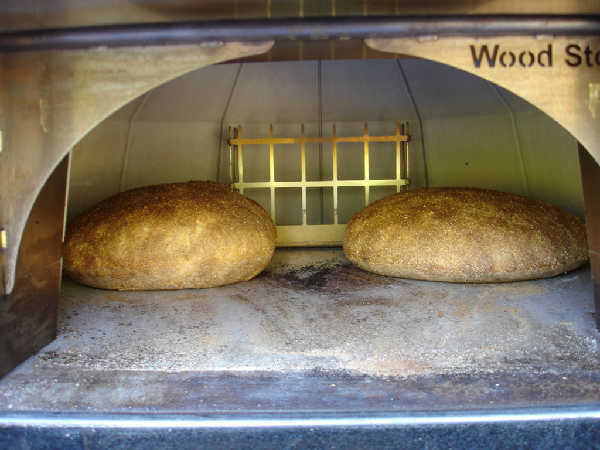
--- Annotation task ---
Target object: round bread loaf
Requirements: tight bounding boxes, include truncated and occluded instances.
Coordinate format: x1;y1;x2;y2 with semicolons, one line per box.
64;181;276;290
343;187;588;282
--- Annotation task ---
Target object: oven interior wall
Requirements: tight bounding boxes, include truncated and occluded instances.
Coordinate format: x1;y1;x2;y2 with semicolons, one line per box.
66;58;584;225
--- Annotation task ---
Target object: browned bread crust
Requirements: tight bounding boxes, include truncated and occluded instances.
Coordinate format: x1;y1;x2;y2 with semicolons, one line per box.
63;181;276;290
343;187;588;282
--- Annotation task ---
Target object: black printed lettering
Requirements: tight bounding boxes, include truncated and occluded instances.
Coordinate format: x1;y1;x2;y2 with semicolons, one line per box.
538;44;553;67
470;44;499;68
469;42;597;69
499;51;516;67
584;45;594;67
565;44;582;67
519;51;535;67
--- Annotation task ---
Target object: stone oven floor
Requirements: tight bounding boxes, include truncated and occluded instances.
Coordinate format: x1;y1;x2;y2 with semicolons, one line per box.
1;248;600;412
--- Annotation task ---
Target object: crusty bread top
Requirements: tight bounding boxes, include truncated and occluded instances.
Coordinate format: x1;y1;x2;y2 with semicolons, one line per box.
68;181;274;239
343;187;588;282
63;181;276;290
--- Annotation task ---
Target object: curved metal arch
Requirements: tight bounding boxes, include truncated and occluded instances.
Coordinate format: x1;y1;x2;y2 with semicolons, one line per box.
0;40;273;295
366;36;600;164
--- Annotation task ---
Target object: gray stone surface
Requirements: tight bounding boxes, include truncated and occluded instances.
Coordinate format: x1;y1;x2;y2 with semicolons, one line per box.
0;249;598;413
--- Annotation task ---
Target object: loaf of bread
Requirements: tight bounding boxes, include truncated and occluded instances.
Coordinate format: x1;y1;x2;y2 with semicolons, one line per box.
63;181;276;290
343;187;588;282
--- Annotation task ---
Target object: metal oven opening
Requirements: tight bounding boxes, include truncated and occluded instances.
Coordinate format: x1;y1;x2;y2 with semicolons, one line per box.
1;14;600;446
3;54;598;403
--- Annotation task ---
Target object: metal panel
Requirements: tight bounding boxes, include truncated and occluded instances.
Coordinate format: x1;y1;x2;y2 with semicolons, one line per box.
225;60;319;124
579;144;600;329
366;36;600;165
0;156;69;378
1;16;600;51
67;120;130;221
2;408;600;449
1;1;600;33
507;97;583;215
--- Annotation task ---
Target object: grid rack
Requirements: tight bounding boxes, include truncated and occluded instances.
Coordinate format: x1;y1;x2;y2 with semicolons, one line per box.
228;122;410;246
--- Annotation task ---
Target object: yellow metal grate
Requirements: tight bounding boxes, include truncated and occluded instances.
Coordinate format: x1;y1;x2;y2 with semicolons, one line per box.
228;122;410;246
